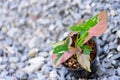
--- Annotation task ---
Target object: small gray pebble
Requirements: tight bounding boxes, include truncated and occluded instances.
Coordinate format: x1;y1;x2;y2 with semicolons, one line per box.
9;57;20;63
5;76;14;80
28;73;37;80
0;71;8;77
105;69;115;76
16;71;28;80
104;44;109;53
17;62;25;69
4;38;13;46
107;75;119;80
21;56;28;62
66;74;71;80
98;67;106;76
36;72;46;80
2;57;8;63
116;68;120;76
9;68;15;74
0;49;4;56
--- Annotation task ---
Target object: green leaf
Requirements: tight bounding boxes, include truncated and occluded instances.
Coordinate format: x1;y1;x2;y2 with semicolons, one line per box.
52;41;64;48
69;24;85;32
83;15;98;30
65;37;70;46
83;50;91;55
53;45;68;54
80;30;85;35
81;45;93;55
53;38;70;54
77;31;88;46
69;15;98;33
81;45;93;51
53;38;70;64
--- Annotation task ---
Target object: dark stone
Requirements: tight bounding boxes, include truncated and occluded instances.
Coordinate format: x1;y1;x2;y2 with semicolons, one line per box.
0;49;4;56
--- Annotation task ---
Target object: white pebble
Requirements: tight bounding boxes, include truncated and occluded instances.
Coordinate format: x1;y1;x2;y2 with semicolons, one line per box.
1;27;8;33
22;57;45;74
117;30;120;38
38;52;48;57
0;57;2;63
29;37;37;48
49;70;58;78
28;57;44;64
49;24;56;31
110;10;116;16
117;45;120;52
22;65;38;74
86;4;91;9
10;62;17;69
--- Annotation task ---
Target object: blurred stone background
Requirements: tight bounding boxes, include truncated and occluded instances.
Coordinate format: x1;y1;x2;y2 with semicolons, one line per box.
0;0;120;80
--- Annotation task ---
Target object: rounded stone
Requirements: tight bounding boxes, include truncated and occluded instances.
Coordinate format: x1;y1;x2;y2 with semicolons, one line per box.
28;48;38;58
10;62;17;70
38;52;48;57
117;30;120;38
22;57;45;74
1;27;8;33
29;37;38;48
0;64;6;71
117;45;120;52
49;70;58;78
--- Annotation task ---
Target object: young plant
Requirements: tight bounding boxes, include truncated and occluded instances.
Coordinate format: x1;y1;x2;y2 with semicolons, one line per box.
52;11;107;72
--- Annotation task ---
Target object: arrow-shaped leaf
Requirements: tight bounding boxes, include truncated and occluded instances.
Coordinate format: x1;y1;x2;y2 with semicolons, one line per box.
69;15;98;32
52;47;76;66
77;53;91;72
53;38;70;54
84;10;107;43
84;15;98;30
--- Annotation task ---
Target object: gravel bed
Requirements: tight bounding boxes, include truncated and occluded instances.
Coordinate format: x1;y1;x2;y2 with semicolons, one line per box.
0;0;120;80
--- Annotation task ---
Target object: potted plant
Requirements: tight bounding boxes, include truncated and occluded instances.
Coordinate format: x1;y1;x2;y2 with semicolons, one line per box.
52;11;107;79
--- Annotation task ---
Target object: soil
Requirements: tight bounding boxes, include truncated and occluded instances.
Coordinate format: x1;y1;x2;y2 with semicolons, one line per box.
63;34;97;69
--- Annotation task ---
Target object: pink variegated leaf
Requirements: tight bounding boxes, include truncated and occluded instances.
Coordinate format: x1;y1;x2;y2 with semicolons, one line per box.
52;19;85;66
69;35;74;46
84;11;107;43
52;37;75;66
52;47;76;66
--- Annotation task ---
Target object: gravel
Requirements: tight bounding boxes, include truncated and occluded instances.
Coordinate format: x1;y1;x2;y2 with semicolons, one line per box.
0;0;120;80
0;49;4;56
